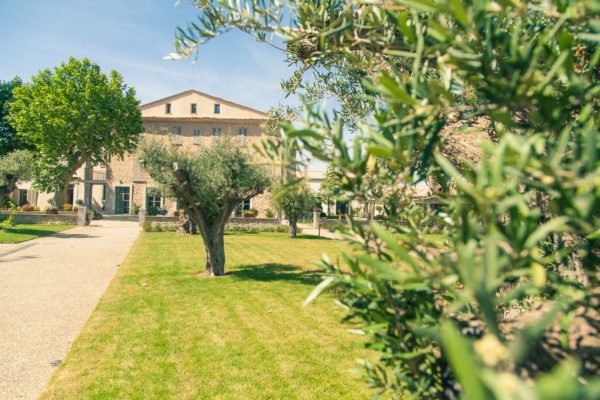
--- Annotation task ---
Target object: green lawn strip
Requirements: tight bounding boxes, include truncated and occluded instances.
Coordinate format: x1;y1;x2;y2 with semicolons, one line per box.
0;224;74;244
41;232;374;400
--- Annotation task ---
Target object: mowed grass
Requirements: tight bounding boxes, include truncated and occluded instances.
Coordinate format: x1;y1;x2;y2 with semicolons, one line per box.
0;223;74;243
41;232;375;400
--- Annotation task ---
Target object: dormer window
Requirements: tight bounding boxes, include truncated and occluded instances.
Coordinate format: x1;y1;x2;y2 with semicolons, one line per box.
165;103;171;114
191;103;197;114
214;104;220;114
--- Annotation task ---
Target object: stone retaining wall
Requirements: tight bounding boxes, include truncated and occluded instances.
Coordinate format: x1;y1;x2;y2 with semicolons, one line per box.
0;211;78;225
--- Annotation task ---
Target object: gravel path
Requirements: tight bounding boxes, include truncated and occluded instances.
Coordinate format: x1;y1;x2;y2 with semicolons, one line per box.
0;220;139;400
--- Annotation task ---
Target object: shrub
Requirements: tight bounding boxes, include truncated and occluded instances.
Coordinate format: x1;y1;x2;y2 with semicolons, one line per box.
225;223;288;233
63;203;73;212
45;206;58;215
265;208;274;218
75;199;84;206
132;203;140;215
1;214;16;228
142;221;152;232
20;203;33;212
147;206;159;216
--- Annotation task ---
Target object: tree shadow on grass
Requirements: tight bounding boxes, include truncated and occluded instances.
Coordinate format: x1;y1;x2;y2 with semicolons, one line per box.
229;263;324;285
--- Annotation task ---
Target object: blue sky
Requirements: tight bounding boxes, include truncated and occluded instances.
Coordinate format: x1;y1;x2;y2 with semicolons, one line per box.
0;0;296;110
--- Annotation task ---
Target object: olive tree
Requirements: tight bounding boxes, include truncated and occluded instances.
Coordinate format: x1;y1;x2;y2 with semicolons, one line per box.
0;150;32;201
140;136;270;276
271;179;314;238
178;0;600;398
8;57;143;205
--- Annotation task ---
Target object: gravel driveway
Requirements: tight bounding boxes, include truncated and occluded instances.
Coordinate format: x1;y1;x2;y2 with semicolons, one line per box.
0;220;139;400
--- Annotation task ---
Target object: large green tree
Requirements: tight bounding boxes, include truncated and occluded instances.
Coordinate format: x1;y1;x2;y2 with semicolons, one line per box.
0;77;28;156
177;0;600;398
140;136;270;276
8;57;143;204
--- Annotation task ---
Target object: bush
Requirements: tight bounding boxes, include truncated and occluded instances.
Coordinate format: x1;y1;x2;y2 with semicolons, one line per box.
1;214;16;228
142;221;152;232
132;203;140;215
264;208;274;218
147;206;159;216
75;199;84;206
225;223;288;233
63;203;72;212
45;206;58;215
20;203;33;212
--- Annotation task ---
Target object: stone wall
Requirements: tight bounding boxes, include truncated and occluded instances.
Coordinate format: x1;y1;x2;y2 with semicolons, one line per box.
0;211;78;225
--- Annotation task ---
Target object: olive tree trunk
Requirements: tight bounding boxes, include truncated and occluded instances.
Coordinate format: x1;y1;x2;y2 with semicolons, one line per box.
288;216;298;238
202;227;226;276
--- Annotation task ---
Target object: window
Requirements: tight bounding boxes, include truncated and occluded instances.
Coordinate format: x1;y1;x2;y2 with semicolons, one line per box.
214;104;220;114
193;129;201;144
165;103;171;114
191;103;197;114
238;127;248;145
234;199;251;217
18;189;28;206
212;127;222;136
146;188;162;209
171;126;182;145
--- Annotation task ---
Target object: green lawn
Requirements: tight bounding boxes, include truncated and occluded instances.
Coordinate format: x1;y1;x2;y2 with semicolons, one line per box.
41;232;375;400
0;224;74;244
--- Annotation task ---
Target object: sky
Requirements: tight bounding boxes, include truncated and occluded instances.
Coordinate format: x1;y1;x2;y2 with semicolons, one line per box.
0;0;297;114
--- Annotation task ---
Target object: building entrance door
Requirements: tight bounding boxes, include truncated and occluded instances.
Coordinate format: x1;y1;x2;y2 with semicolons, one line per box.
115;187;130;214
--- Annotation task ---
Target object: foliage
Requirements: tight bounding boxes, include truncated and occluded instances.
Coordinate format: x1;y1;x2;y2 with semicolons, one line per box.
0;213;16;228
132;203;140;216
142;221;153;232
271;179;314;238
0;77;29;155
0;150;32;200
20;204;33;212
8;57;143;195
45;206;58;215
180;0;600;399
225;222;288;233
147;205;159;216
318;164;343;215
264;208;274;218
75;199;84;207
140;135;270;275
63;203;72;212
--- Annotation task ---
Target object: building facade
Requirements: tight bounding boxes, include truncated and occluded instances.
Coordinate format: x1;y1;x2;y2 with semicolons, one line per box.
10;90;278;217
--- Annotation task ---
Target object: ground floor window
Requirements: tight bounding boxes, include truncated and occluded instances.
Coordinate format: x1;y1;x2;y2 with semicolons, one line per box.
234;199;251;217
18;189;28;206
146;188;162;209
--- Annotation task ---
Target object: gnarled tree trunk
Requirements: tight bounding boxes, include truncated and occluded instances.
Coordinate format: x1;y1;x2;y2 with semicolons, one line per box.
288;216;298;238
201;225;226;276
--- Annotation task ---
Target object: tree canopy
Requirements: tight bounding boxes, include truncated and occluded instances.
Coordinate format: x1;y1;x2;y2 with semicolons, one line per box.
8;57;143;200
0;77;28;156
0;150;32;202
141;136;270;276
271;179;314;238
179;0;600;398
